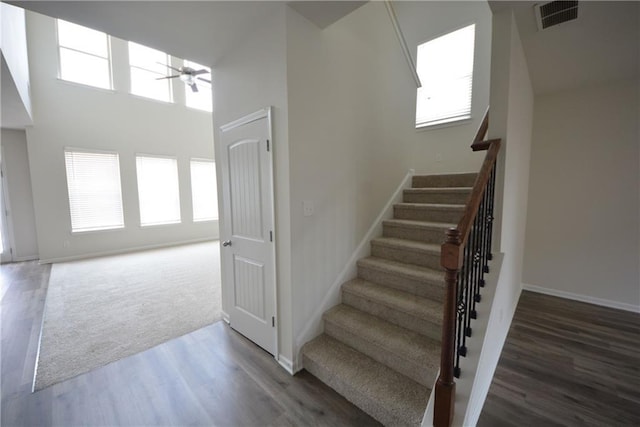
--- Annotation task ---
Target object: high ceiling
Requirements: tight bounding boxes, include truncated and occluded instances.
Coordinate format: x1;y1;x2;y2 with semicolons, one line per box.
490;1;639;94
9;1;282;67
5;0;639;107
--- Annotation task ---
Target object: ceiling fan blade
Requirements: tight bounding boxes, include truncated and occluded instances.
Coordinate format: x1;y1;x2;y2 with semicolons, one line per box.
155;75;180;80
156;61;182;73
196;77;211;84
193;69;209;76
190;83;199;93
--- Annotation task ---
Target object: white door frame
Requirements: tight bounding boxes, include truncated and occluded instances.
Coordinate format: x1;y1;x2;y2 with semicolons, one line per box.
0;153;15;264
219;106;278;358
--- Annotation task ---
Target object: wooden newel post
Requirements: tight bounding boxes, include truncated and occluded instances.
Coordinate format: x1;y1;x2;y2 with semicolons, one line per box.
435;228;463;427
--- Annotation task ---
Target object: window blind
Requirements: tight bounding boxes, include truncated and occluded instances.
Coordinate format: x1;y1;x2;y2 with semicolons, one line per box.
190;160;218;222
416;24;476;128
136;156;181;226
64;150;124;232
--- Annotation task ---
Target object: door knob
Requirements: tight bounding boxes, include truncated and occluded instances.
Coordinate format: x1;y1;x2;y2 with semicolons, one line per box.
222;240;232;247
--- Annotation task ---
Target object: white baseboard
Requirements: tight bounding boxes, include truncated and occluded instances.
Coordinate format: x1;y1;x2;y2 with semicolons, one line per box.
221;310;230;324
38;237;218;264
13;254;39;262
293;169;415;358
277;355;299;375
523;283;640;313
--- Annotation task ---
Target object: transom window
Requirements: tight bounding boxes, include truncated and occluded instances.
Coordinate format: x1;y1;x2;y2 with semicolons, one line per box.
136;155;181;226
415;24;476;128
128;42;172;102
64;149;124;232
184;60;213;112
57;19;112;89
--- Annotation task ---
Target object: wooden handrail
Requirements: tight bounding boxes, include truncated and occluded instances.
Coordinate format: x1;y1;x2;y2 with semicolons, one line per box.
434;108;501;427
470;106;490;151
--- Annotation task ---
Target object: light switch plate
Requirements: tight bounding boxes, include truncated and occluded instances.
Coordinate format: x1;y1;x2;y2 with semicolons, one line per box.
303;201;314;217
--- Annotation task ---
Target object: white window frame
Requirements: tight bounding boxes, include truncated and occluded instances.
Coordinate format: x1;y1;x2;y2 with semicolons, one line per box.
190;158;218;222
135;154;181;227
415;23;476;129
128;42;173;103
56;19;113;90
64;148;125;233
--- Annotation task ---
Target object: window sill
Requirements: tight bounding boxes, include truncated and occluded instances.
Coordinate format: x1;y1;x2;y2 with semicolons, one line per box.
57;78;115;94
416;116;472;132
71;225;125;234
140;221;182;228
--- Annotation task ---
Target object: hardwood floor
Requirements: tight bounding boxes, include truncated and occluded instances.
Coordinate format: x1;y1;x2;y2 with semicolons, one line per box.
1;261;380;426
478;290;640;426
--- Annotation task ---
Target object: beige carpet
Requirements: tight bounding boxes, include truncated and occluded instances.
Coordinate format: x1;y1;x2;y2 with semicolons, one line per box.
34;241;222;391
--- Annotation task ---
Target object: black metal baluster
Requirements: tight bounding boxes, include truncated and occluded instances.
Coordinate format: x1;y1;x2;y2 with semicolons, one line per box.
486;165;496;262
464;223;475;340
478;193;487;290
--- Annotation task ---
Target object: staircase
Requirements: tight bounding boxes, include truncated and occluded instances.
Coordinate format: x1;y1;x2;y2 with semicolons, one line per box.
302;172;477;426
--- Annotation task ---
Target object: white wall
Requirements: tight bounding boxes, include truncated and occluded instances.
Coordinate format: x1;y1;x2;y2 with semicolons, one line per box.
285;1;492;362
25;11;216;262
465;9;534;426
1;2;32;122
1;129;38;260
523;78;640;311
212;5;294;364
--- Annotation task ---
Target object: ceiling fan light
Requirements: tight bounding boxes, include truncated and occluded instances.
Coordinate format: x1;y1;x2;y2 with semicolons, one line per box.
179;73;195;85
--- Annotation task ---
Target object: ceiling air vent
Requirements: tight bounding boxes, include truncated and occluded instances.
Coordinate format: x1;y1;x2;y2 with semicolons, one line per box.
534;1;579;31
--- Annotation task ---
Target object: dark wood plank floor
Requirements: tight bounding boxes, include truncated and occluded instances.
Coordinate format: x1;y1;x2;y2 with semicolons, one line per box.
478;290;640;426
1;261;380;426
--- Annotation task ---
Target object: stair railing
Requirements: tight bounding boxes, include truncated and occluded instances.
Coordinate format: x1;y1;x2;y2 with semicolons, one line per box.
434;108;501;427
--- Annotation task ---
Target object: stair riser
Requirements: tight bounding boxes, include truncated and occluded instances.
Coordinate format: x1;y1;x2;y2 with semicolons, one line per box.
323;320;434;387
383;223;449;244
371;243;441;270
342;291;442;341
301;354;406;426
357;264;444;302
412;174;477;188
394;206;463;223
403;191;470;205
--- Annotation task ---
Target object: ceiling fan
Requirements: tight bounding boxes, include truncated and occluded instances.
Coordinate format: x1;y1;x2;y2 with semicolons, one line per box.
156;63;211;92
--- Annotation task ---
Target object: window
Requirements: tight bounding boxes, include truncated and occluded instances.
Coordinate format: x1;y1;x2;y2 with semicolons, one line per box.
415;24;476;128
57;19;112;89
190;160;218;221
64;150;124;232
184;60;213;112
136;156;181;226
128;42;172;102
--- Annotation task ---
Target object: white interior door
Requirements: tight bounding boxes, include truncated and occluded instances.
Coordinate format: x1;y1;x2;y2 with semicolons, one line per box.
219;108;277;355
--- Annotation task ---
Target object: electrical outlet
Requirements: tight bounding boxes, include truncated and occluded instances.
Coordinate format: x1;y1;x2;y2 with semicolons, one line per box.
436;153;443;162
303;201;314;217
63;240;70;248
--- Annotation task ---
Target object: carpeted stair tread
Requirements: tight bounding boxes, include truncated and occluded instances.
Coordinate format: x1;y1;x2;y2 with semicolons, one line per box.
370;237;442;269
302;334;429;426
412;173;477;188
404;187;472;193
323;304;440;386
382;219;455;244
342;278;442;339
394;203;466;223
383;218;457;230
403;188;471;204
395;202;466;209
371;237;441;254
358;256;444;284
